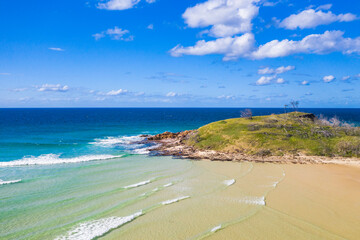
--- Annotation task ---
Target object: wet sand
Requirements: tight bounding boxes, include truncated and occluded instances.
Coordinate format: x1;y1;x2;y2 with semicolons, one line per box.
102;161;360;240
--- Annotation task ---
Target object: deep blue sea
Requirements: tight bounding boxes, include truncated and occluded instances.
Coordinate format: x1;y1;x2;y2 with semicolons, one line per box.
1;108;359;163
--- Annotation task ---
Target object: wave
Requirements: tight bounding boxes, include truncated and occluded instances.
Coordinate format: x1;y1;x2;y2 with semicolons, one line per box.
163;182;173;187
90;136;144;147
210;224;222;233
123;180;151;189
0;154;121;167
0;179;22;185
161;196;190;205
224;179;235;186
90;135;158;155
54;211;143;240
239;196;266;206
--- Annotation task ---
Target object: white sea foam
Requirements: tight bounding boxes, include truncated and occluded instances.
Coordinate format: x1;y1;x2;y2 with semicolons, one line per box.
271;181;279;187
90;136;144;147
0;154;120;167
161;196;190;205
239;196;266;206
123;180;151;189
210;225;222;233
54;211;142;240
224;179;235;186
0;179;22;185
163;182;173;187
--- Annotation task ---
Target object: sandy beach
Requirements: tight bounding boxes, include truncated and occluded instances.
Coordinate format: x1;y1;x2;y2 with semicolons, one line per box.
103;160;360;240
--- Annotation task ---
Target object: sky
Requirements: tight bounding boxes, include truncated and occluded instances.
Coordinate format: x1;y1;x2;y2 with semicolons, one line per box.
0;0;359;108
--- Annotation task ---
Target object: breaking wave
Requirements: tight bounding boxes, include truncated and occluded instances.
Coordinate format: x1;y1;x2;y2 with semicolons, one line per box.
54;211;143;240
0;179;22;185
161;196;190;205
210;225;222;233
90;135;158;155
123;180;151;189
0;154;121;167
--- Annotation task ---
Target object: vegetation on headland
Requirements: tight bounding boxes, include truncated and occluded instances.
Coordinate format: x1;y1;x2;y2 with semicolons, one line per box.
184;112;360;158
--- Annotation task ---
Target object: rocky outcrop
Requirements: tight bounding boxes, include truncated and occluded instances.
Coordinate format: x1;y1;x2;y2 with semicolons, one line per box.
140;130;360;166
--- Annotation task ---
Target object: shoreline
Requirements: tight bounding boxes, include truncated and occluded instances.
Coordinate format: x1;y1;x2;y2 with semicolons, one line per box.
139;131;360;167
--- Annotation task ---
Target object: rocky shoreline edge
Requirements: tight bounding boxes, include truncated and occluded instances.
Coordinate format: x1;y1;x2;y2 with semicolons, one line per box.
136;131;360;166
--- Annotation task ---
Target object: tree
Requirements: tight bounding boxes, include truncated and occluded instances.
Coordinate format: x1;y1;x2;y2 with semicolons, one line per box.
290;100;299;111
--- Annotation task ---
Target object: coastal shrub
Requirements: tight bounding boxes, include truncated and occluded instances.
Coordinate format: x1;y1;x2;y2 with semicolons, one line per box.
336;139;360;157
248;124;260;131
240;109;253;119
255;149;271;157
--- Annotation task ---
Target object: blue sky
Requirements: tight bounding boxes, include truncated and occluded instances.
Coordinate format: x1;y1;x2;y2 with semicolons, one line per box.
0;0;359;107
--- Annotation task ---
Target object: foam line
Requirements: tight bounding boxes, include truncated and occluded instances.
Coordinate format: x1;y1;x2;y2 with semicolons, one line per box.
0;154;121;167
224;179;235;186
163;182;173;187
0;179;22;185
123;180;151;189
239;196;266;206
210;225;222;233
54;211;143;240
161;196;190;205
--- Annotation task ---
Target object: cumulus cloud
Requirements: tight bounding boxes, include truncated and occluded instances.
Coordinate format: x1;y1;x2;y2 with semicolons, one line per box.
252;30;360;59
170;33;255;61
256;76;275;85
97;0;155;10
342;76;351;81
93;27;134;41
258;65;294;74
182;0;259;37
97;0;140;10
323;75;335;83
37;84;69;92
279;8;357;30
147;24;154;30
106;89;128;96
49;47;64;51
171;31;360;60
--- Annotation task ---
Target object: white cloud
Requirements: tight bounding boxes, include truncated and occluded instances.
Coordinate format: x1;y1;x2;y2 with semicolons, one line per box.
252;30;360;59
97;0;140;10
279;8;357;30
166;91;178;97
93;27;134;41
217;95;235;100
301;80;309;85
49;47;64;51
97;0;155;10
182;0;259;37
256;76;275;85
0;73;11;75
316;4;332;11
323;75;335;83
37;84;69;92
106;89;128;96
342;76;350;81
276;78;285;84
147;24;154;30
258;65;294;74
170;33;255;61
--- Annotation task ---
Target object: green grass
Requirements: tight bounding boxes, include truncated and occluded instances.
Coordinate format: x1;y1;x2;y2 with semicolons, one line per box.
184;112;360;158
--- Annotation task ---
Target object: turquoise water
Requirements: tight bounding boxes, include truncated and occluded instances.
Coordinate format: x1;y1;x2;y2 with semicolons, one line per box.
1;108;359;239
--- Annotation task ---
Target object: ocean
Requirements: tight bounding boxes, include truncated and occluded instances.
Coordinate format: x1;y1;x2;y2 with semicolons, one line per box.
0;108;359;240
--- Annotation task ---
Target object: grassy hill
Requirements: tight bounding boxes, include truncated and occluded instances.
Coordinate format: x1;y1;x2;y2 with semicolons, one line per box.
184;112;360;158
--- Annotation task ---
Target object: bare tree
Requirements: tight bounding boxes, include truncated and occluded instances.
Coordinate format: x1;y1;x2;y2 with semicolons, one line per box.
241;109;253;119
290;100;299;111
284;104;288;113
